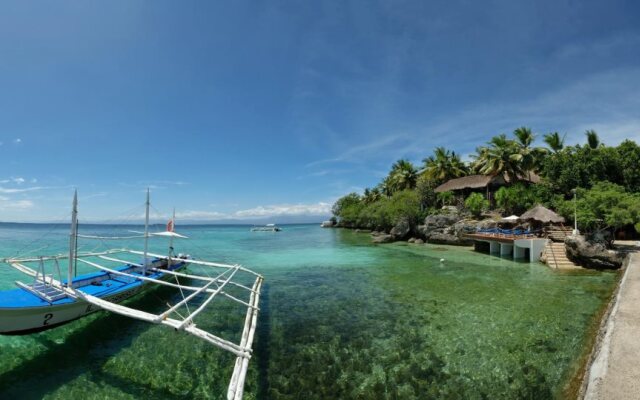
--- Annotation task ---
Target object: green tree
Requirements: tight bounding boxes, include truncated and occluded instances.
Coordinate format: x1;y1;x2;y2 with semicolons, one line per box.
465;193;489;218
541;145;623;195
362;187;382;205
585;130;600;149
512;126;548;177
437;191;454;207
416;175;438;210
385;159;418;194
543;132;565;153
616;140;640;192
557;182;640;241
494;183;538;215
332;193;364;227
421;147;467;184
472;134;523;182
357;190;422;231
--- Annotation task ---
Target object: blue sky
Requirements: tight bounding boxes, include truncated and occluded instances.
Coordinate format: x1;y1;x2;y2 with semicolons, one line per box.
1;1;640;222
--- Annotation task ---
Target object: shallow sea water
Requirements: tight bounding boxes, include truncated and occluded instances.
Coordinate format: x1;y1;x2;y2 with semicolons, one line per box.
0;223;618;399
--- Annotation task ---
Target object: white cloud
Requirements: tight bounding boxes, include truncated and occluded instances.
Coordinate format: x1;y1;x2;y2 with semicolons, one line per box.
232;202;332;218
13;138;21;144
305;133;412;167
157;202;332;221
304;67;640;168
0;196;34;210
118;180;190;190
174;210;227;220
83;192;108;200
554;32;640;61
0;177;27;184
0;186;45;194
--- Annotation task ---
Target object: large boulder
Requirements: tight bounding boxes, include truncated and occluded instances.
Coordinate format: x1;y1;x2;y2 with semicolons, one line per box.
423;214;459;230
390;217;412;239
565;236;626;269
427;231;462;245
452;220;476;245
372;234;395;244
476;219;499;230
417;214;475;246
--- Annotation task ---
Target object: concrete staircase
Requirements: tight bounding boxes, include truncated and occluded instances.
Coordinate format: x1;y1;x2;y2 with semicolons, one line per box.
546;226;572;242
543;241;580;269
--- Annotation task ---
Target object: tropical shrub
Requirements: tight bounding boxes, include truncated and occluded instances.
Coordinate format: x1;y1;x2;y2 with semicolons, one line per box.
332;193;364;227
416;175;438;209
617;140;640;192
386;190;422;226
464;193;489;218
357;190;422;231
541;145;623;195
437;191;454;206
557;182;640;236
494;184;537;215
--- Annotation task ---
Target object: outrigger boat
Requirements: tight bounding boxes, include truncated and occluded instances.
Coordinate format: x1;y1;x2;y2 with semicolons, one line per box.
250;223;281;232
0;190;263;400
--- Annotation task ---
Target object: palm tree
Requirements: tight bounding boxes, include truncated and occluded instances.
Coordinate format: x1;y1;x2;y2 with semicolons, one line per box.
378;177;393;197
585;129;600;149
543;132;565;152
513;126;534;148
387;159;418;193
362;187;382;204
512;126;548;175
471;134;523;182
421;147;467;183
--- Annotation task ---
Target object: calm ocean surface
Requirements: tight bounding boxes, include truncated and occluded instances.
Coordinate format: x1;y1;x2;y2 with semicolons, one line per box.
0;223;617;399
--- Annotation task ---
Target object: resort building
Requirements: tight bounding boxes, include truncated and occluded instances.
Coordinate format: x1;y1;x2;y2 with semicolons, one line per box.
435;173;540;204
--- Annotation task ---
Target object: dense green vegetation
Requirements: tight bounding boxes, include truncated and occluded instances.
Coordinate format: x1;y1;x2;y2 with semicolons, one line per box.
332;128;640;238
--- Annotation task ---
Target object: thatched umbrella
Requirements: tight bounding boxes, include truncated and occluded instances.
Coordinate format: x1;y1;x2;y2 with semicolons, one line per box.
498;215;520;227
520;205;565;223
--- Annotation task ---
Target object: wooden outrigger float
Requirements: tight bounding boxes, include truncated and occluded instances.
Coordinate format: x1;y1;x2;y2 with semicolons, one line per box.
0;190;263;400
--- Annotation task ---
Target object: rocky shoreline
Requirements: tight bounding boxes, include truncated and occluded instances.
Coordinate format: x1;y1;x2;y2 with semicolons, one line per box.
340;208;488;246
332;210;630;270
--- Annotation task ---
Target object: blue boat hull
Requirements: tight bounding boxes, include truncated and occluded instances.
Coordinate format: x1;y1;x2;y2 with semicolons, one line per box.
0;258;188;335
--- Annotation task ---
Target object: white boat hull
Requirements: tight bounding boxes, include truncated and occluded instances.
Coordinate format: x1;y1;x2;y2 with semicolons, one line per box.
0;282;148;334
0;262;186;335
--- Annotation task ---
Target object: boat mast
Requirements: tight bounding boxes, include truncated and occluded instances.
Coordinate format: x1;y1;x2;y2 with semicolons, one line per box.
67;190;78;288
143;188;150;275
169;207;175;255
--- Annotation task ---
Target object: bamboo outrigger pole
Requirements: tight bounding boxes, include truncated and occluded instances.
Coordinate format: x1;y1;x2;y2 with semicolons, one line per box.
143;188;150;275
67;190;78;288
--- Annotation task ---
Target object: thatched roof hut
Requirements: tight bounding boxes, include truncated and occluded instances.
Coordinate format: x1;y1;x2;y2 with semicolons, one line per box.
435;175;505;193
434;173;541;193
520;205;565;223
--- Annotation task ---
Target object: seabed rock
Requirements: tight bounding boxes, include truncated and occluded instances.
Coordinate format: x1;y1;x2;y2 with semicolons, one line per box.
414;238;424;244
565;235;625;269
372;234;395;244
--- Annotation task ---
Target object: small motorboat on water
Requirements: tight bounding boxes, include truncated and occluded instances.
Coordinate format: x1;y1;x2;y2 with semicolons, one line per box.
0;190;263;400
250;223;281;232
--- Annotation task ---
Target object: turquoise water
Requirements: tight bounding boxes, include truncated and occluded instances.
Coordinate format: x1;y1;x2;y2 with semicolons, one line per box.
0;223;617;399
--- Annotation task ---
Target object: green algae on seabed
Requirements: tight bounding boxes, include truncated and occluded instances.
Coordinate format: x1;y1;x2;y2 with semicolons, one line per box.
0;225;619;399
